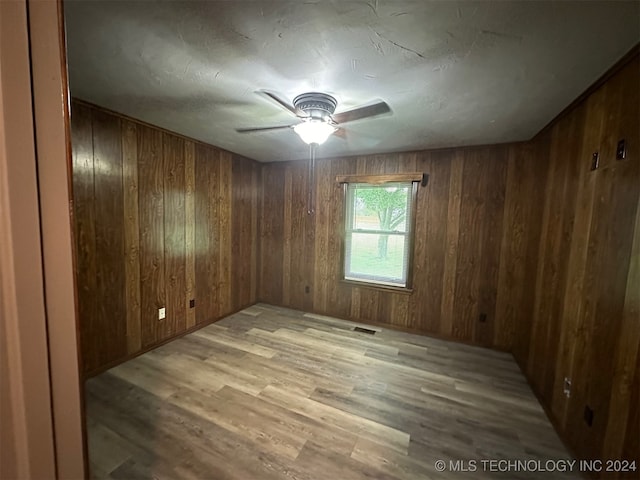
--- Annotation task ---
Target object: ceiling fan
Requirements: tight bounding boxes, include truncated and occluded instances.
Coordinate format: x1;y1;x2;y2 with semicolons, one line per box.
236;90;391;145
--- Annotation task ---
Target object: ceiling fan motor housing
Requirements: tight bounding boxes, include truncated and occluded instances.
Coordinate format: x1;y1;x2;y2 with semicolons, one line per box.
293;92;337;121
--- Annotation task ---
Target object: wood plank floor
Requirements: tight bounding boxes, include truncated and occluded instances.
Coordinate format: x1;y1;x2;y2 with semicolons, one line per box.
86;304;579;479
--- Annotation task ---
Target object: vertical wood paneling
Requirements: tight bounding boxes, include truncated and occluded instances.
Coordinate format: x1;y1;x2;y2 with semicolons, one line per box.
452;149;485;341
72;100;260;375
550;99;599;428
421;151;449;333
476;147;507;346
514;137;549;364
495;143;546;350
184;141;196;328
122;119;141;353
231;158;241;309
92;110;127;364
546;113;583;401
219;152;232;316
313;159;331;313
207;148;220;322
71;103;97;372
439;151;463;336
350;287;361;319
514;56;640;476
406;152;430;331
527;112;581;397
245;159;257;307
250;162;259;302
137;125;165;348
259;164;284;304
602;93;640;468
282;168;292;306
290;164;309;309
581;69;639;462
231;156;256;310
194;143;211;325
162;133;186;341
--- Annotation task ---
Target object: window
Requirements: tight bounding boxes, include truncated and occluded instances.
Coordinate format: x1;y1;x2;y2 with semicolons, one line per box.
343;180;417;289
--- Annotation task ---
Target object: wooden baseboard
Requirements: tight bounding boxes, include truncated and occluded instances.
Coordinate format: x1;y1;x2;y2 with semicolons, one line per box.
255;300;512;353
82;301;259;380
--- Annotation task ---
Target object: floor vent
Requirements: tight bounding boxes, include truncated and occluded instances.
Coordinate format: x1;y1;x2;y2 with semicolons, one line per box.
354;327;376;335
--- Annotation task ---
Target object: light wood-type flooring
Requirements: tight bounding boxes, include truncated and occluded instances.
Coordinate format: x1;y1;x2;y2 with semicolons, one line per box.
86;304;579;479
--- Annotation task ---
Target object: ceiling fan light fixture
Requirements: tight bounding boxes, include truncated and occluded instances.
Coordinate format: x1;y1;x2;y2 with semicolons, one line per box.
293;119;337;145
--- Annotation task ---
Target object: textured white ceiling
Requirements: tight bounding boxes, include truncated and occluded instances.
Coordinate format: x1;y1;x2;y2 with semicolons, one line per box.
64;1;639;162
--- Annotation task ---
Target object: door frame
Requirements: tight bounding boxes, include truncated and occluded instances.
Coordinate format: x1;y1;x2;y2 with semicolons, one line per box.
0;0;86;477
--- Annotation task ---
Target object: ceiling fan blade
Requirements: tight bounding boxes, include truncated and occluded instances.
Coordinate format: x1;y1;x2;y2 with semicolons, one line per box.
334;127;348;139
236;125;293;133
257;90;301;117
332;100;391;124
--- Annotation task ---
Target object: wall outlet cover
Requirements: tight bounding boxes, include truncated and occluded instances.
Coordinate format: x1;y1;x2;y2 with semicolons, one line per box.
616;139;626;160
563;377;571;398
584;405;594;427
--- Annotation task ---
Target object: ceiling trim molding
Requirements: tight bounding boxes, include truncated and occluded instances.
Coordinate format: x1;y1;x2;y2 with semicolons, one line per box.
71;98;261;164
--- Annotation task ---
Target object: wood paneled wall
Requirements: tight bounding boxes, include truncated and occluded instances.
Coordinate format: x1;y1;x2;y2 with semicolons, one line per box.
71;101;260;376
259;143;545;351
517;56;639;473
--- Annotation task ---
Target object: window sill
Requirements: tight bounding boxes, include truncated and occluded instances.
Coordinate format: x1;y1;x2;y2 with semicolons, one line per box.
340;279;413;295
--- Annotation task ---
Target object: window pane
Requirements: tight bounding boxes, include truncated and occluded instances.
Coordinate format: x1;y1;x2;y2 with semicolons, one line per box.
350;183;410;233
345;232;407;286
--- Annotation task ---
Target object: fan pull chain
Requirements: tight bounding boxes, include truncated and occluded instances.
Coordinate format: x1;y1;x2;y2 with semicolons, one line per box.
307;144;316;215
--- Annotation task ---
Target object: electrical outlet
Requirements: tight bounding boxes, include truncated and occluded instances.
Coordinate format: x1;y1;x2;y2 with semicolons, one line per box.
616;139;626;160
563;377;571;398
158;307;166;320
584;405;594;427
